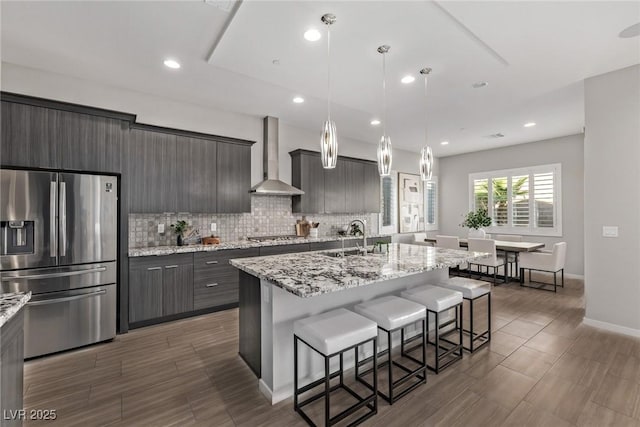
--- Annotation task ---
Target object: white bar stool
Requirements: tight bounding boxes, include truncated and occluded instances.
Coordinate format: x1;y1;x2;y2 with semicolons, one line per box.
436;277;491;352
294;308;378;426
353;296;427;404
401;285;463;373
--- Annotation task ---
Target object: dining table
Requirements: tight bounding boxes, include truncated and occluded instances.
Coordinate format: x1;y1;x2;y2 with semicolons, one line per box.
424;238;545;280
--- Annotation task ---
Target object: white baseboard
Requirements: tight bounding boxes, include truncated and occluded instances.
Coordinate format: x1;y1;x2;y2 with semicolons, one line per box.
258;378;291;405
565;273;584;280
582;317;640;338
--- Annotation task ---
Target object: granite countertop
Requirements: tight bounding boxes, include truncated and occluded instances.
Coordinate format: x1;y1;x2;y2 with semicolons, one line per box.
0;292;31;328
128;234;392;257
229;243;488;298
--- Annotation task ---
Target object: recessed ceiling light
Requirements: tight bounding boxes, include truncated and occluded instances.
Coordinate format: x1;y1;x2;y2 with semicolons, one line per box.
619;22;640;38
163;59;181;69
472;81;488;89
524;122;536;128
440;141;449;145
370;119;381;126
293;97;305;104
401;75;415;84
304;29;321;42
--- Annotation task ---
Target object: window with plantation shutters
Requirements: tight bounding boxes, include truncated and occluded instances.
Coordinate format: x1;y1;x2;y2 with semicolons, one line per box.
424;178;438;231
469;164;562;236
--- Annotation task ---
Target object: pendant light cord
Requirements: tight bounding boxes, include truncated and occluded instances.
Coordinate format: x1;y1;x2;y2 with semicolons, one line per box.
423;73;428;144
382;52;387;136
327;26;331;120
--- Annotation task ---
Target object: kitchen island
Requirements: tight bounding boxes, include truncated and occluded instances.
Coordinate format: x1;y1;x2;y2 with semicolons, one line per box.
230;243;486;404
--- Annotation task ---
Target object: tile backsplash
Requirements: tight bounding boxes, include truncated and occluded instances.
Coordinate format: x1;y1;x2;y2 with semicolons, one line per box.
129;196;380;248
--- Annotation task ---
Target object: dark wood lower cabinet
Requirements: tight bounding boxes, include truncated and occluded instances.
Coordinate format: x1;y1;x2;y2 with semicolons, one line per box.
0;309;24;427
162;264;194;316
193;249;259;310
128;239;390;328
129;254;193;324
128;266;163;323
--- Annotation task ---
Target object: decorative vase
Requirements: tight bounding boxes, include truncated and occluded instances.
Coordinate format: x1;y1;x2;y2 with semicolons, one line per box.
468;228;486;239
177;235;183;246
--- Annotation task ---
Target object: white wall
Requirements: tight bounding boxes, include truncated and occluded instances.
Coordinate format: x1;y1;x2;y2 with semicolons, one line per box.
0;62;428;188
584;64;640;336
438;134;585;275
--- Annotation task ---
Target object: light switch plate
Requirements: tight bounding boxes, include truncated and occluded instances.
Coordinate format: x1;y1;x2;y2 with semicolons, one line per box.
602;226;618;237
210;223;217;232
158;223;165;234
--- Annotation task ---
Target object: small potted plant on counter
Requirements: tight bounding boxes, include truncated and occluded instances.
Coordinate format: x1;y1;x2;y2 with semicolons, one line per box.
461;208;492;238
170;220;189;246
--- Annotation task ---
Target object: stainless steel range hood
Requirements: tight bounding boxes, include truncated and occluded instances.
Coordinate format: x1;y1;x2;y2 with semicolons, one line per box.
250;116;304;196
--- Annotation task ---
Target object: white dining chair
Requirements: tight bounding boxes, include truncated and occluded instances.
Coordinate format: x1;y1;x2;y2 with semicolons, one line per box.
412;232;432;246
435;235;460;250
495;235;523;277
436;235;464;274
519;242;567;292
467;238;508;285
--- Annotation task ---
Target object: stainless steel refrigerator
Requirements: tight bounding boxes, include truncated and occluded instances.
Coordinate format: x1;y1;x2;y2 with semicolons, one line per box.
1;169;117;358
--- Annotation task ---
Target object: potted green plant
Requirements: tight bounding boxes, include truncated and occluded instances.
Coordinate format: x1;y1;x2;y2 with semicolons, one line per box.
170;220;189;246
461;208;492;238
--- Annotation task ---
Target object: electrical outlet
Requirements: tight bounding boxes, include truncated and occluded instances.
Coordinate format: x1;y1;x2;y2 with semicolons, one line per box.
602;226;618;237
158;223;165;234
210;223;217;232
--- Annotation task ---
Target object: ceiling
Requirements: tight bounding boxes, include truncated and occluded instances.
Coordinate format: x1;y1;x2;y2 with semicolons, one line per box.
1;1;639;157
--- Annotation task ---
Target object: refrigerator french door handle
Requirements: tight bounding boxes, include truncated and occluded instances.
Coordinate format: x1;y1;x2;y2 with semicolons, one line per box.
50;181;57;258
1;266;108;281
60;181;67;257
27;289;107;306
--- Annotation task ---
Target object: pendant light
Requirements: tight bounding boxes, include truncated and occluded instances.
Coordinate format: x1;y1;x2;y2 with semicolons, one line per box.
377;45;392;176
320;13;338;169
419;67;434;181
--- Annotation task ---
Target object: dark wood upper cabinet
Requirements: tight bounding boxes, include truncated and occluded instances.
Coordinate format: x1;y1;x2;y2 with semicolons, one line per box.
345;160;365;213
324;159;347;213
363;162;381;213
291;150;325;213
1;101;59;169
176;136;217;213
1;95;131;172
290;149;380;214
127;128;178;213
2;93;255;215
59;110;124;173
217;142;251;213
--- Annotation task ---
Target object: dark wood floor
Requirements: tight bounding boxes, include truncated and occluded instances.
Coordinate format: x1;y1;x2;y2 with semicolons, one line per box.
22;275;640;427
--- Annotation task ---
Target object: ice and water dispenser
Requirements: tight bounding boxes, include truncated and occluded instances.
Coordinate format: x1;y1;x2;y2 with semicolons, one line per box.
1;220;35;255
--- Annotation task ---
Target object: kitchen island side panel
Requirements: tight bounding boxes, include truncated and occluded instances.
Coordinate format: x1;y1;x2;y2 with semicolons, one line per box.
238;270;262;377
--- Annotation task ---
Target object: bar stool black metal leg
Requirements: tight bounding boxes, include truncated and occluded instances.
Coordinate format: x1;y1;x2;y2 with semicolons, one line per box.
387;329;393;402
324;355;330;426
434;311;440;373
294;336;299;412
469;298;474;352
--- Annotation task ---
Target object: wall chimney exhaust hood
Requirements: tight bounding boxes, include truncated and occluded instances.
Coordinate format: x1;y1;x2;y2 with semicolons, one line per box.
250;116;304;196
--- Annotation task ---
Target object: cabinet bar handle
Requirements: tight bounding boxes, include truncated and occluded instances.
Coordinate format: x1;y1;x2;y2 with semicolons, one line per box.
165;265;178;269
205;260;219;265
205;283;219;288
147;267;162;271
